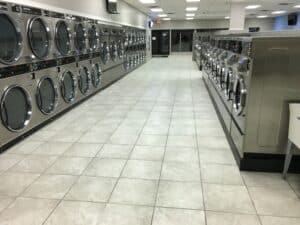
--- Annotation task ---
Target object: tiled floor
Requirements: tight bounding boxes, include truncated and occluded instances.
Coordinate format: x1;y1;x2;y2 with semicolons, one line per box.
0;54;299;225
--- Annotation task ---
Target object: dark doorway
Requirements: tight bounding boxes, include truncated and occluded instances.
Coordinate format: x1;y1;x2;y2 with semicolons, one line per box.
151;30;170;56
171;30;193;52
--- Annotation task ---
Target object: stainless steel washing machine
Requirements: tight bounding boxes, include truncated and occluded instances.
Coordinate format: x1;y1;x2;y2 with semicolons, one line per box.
90;56;103;92
0;2;55;69
0;63;59;149
99;24;111;70
75;58;91;100
53;13;74;58
86;19;100;54
72;15;87;56
109;26;120;67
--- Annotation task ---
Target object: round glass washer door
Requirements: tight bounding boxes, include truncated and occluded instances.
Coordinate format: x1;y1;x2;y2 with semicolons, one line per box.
88;25;98;51
91;63;102;88
101;42;109;64
61;71;77;103
74;23;86;52
36;77;58;114
55;21;71;56
1;86;32;132
0;13;22;65
78;66;90;94
28;17;50;59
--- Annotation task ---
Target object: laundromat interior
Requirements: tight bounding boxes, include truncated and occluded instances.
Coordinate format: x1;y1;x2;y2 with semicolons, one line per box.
0;0;300;224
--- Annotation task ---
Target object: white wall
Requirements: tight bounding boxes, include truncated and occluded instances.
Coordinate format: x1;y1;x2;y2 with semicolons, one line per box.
153;18;274;31
4;0;149;28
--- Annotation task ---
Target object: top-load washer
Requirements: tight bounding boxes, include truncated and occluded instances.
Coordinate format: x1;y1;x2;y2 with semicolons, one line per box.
0;2;55;69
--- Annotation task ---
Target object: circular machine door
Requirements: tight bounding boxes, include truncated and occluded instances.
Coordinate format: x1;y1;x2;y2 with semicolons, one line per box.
36;77;58;114
0;86;32;132
78;66;90;94
88;25;98;51
233;75;247;116
28;17;51;59
224;68;234;101
219;67;226;90
0;13;22;65
61;71;77;103
55;21;71;56
117;41;124;59
74;23;86;52
101;42;109;64
110;41;118;61
91;63;102;88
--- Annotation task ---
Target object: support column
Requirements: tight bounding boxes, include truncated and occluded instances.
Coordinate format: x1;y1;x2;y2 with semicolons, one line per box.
229;3;246;30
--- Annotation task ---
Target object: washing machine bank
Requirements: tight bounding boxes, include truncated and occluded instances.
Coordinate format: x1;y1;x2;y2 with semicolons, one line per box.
0;1;147;151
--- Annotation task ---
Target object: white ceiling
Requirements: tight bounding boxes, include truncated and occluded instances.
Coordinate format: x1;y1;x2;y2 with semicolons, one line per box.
122;0;300;20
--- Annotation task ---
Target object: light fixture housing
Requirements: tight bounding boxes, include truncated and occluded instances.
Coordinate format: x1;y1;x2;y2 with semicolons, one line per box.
245;5;261;9
271;10;286;15
186;13;195;17
150;8;163;12
257;15;268;18
139;0;155;4
158;14;168;17
186;7;198;11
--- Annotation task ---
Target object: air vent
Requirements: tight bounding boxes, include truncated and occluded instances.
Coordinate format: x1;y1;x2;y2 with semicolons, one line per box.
167;12;175;15
260;9;270;12
278;3;290;6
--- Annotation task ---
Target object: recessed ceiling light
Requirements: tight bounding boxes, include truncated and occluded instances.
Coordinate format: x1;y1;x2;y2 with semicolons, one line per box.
186;13;195;17
150;8;163;12
186;7;198;11
162;18;171;20
225;16;230;19
186;0;200;2
257;15;268;18
245;5;261;9
139;0;155;4
271;10;286;14
158;14;168;17
186;17;194;20
294;5;300;8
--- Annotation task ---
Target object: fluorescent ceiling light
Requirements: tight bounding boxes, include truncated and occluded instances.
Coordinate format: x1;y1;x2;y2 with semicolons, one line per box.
139;0;155;4
108;0;117;2
294;5;300;8
186;17;194;20
162;18;171;20
186;7;198;11
158;14;168;17
186;13;195;17
245;5;261;9
271;10;286;15
257;15;268;18
225;16;230;19
186;0;200;2
150;8;163;12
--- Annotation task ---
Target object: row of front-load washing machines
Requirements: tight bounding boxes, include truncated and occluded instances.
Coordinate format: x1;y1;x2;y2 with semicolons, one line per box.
197;32;300;172
0;1;147;151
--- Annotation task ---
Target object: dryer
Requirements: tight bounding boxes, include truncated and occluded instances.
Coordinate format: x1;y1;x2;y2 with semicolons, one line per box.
86;19;100;54
109;26;120;67
72;15;87;56
76;57;92;101
99;25;111;70
90;56;103;92
53;13;74;58
0;2;55;69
